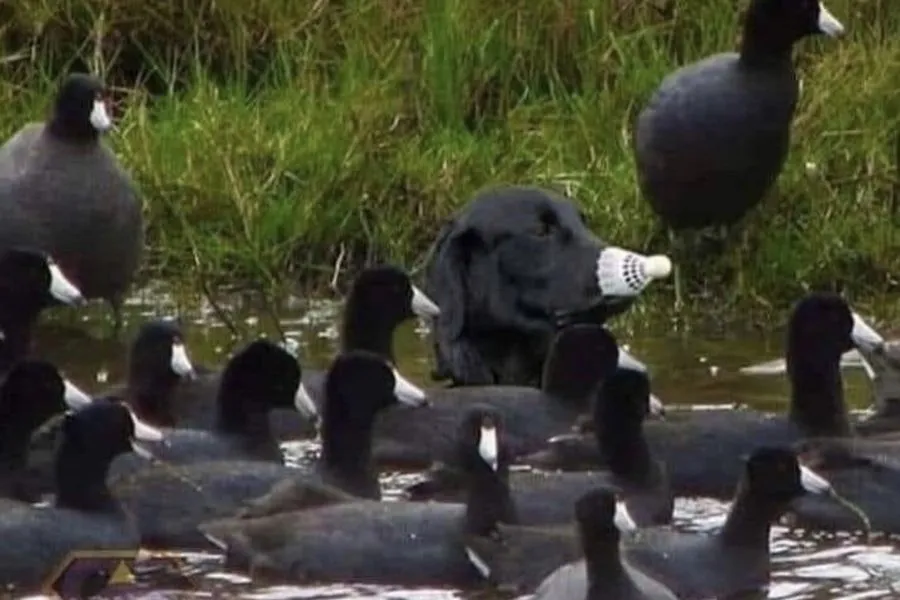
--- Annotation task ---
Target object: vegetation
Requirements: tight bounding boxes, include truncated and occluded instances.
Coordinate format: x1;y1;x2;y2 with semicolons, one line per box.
1;0;898;318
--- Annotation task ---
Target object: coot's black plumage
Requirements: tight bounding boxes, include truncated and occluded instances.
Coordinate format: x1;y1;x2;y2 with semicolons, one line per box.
634;0;844;302
110;339;318;477
198;406;518;587
531;489;678;600
0;360;92;502
464;448;839;598
0;400;163;593
110;350;427;548
0;248;84;372
164;265;438;440
521;293;880;499
371;324;644;471
407;366;671;528
0;73;144;325
113;318;197;427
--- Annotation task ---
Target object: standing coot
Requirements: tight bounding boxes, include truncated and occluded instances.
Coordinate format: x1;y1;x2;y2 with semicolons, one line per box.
0;73;144;328
634;0;844;305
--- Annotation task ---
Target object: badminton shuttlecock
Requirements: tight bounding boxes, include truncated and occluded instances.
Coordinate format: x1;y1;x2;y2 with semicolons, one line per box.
596;247;672;297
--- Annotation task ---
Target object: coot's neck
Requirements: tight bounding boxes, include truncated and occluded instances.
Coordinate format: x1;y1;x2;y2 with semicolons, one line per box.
738;28;797;69
465;462;518;536
47;115;100;145
787;349;852;437
54;447;120;513
720;482;784;548
583;533;627;592
0;417;31;470
128;368;180;427
320;408;376;485
542;361;603;408
0;307;39;370
477;331;547;387
215;389;273;440
877;398;900;417
596;420;655;485
341;304;395;362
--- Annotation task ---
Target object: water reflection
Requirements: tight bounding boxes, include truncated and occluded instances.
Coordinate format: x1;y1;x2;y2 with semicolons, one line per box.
24;282;900;599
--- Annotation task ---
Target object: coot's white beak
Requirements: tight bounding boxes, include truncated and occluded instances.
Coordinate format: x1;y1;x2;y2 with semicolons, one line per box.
800;465;833;495
293;381;318;419
851;312;884;353
48;261;84;306
170;342;196;379
128;409;164;459
614;501;638;532
62;379;93;409
817;3;845;37
130;410;164;442
411;285;441;318
478;424;499;472
649;393;665;417
90;99;114;132
617;348;648;373
392;369;428;407
465;547;491;579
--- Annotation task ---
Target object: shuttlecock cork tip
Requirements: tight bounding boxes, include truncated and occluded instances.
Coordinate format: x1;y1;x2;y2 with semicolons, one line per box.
645;255;672;279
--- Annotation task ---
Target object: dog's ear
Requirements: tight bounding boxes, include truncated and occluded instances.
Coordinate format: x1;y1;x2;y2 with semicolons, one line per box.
426;220;497;385
426;219;477;340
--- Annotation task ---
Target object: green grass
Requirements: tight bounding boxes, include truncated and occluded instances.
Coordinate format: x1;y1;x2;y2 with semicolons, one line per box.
1;0;899;320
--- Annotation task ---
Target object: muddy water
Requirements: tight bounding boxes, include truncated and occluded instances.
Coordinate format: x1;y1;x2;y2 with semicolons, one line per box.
23;283;900;599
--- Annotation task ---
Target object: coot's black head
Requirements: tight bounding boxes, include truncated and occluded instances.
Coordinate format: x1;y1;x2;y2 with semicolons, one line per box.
49;73;114;141
61;400;162;460
456;405;505;476
542;324;621;400
0;360;92;440
348;266;440;324
787;293;883;363
323;351;427;423
129;318;196;382
218;339;316;419
0;248;84;311
741;447;832;503
595;367;657;428
575;488;638;548
743;0;844;56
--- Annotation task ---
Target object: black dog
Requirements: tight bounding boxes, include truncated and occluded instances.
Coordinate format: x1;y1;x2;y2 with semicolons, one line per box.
425;186;668;387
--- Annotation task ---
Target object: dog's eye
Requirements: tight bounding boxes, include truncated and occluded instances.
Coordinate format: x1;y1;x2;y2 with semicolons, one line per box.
534;222;552;237
533;212;558;238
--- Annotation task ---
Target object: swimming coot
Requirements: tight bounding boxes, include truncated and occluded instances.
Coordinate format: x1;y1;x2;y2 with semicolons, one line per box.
110;339;318;477
0;400;163;593
112;318;197;427
0;248;84;371
0;73;144;327
408;365;671;528
110;350;427;548
168;266;438;441
781;434;900;534
740;323;900;435
531;489;678;600
464;447;839;598
619;447;841;600
0;360;92;502
301;264;440;407
634;0;844;304
371;324;647;470
199;405;517;587
520;293;880;499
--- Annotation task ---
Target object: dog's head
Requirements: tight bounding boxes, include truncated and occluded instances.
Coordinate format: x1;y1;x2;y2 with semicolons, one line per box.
425;186;670;385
